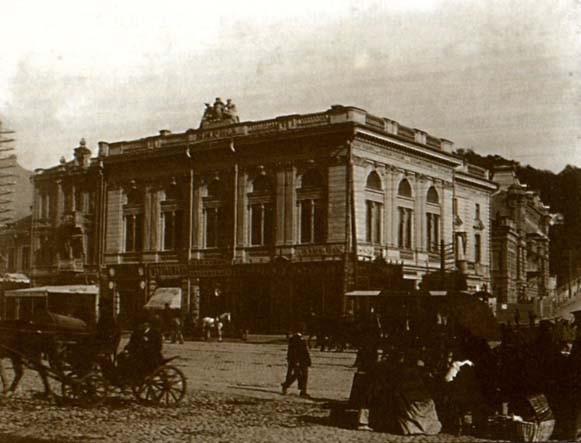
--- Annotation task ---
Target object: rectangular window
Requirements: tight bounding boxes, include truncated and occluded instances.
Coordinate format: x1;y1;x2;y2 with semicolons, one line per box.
162;211;182;251
299;199;325;244
40;194;51;220
124;213;143;252
475;203;481;220
366;201;382;244
398;207;413;249
75;189;84;213
426;213;440;253
313;199;325;243
250;203;274;246
205;207;220;248
300;200;313;243
475;233;482;263
453;198;458;216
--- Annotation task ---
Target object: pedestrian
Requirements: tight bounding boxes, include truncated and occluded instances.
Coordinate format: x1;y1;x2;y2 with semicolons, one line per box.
171;312;185;344
281;322;312;398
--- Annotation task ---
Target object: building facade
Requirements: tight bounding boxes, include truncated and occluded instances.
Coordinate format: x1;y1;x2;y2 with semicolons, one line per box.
0;215;31;276
31;101;496;331
491;165;553;315
31;139;102;285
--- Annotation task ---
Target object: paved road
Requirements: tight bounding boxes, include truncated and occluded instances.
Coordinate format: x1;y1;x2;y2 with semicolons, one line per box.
0;337;521;442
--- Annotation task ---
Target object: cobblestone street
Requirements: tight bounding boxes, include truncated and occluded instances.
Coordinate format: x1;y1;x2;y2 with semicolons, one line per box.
0;337;510;442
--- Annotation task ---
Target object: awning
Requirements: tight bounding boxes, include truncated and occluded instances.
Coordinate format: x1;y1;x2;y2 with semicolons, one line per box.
145;287;182;310
0;273;30;284
345;290;381;297
5;285;99;297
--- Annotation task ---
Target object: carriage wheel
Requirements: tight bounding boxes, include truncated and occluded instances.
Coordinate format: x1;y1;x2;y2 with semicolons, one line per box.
77;371;108;407
62;371;108;407
132;365;186;407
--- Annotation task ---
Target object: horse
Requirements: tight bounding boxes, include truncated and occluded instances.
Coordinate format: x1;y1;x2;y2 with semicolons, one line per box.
0;322;56;398
201;312;231;342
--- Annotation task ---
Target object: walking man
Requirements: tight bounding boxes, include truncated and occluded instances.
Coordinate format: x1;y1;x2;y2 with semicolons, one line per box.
281;322;312;398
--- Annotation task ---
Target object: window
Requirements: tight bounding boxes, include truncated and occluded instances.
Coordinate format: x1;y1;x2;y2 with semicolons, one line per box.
365;171;384;245
398;207;413;249
398;179;413;198
250;203;274;246
300;199;325;243
426;213;440;253
426;186;440;253
426;187;439;204
248;174;274;246
123;186;144;253
124;213;143;252
203;178;227;248
474;233;482;263
297;169;326;244
453;198;458;215
366;201;382;244
475;203;481;220
204;207;221;248
39;193;51;220
162;211;182;251
161;182;183;251
366;171;382;191
75;187;84;212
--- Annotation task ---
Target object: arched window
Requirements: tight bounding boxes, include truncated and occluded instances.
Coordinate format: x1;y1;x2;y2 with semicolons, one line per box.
397;179;414;249
248;174;274;246
398;179;413;198
365;171;383;244
426;186;439;204
297;169;325;244
366;171;382;191
425;186;440;253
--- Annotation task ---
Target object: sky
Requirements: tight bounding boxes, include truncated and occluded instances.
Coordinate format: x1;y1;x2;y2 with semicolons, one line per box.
0;0;579;173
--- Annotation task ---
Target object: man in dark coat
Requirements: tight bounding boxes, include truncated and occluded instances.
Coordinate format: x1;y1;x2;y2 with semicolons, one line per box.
281;322;312;398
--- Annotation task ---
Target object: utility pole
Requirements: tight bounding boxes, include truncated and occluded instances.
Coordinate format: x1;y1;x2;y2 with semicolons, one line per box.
0;120;16;227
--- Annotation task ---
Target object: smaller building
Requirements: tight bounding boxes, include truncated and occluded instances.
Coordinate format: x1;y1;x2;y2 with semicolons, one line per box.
31;139;102;286
491;165;554;318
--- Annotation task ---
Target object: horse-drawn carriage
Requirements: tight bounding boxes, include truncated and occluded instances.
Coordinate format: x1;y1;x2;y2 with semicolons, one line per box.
0;310;187;407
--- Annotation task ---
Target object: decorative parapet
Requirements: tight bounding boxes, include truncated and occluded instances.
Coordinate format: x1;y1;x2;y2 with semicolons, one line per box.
97;102;488;183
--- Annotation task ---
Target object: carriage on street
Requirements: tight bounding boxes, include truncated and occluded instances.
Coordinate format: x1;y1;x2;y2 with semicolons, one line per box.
0;288;187;407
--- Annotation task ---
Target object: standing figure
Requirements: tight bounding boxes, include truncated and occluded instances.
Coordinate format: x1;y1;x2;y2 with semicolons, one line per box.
171;311;185;344
281;323;312;398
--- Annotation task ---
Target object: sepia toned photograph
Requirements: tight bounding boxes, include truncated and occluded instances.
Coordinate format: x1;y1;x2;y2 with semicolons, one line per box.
0;1;579;441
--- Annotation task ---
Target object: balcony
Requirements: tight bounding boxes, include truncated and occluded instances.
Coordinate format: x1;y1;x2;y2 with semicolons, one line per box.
57;258;85;272
60;211;88;228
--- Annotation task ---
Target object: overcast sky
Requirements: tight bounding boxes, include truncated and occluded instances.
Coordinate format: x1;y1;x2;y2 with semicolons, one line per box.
0;0;579;172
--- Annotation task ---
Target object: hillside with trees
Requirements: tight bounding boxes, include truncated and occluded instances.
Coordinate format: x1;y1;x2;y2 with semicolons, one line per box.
456;149;581;285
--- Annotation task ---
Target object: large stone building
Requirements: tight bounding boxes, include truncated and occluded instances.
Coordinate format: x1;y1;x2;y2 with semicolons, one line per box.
30;139;103;285
97;101;496;330
490;165;554;316
31;100;497;331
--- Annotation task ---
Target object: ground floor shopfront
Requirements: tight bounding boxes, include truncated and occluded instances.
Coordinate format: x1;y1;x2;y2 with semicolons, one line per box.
102;258;408;333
